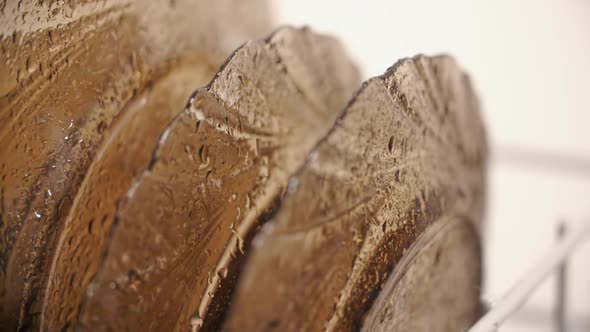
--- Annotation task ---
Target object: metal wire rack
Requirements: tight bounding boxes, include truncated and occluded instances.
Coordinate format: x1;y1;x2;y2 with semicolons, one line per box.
468;146;590;332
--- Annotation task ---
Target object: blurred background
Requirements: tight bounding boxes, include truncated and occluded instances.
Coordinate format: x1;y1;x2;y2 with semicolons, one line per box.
273;1;590;331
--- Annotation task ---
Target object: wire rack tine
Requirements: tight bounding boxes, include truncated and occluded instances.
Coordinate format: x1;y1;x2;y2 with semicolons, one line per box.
469;219;590;332
556;221;567;332
493;145;590;177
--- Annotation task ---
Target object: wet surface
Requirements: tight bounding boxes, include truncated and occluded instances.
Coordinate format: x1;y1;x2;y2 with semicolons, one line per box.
42;59;217;332
224;55;487;331
1;3;487;331
75;27;359;331
0;1;271;330
361;217;481;332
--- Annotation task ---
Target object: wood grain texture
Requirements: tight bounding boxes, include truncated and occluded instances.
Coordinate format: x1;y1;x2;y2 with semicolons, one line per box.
224;55;487;331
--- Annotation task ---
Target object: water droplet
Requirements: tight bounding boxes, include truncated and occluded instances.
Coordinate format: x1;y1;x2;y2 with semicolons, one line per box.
388;136;394;153
86;282;98;298
46;189;52;196
188;106;206;121
16;69;25;85
34;211;42;218
308;151;318;162
230;227;245;254
97;121;107;134
287;177;299;194
198;145;207;163
190;316;203;332
26;57;37;73
217;266;228;279
184;145;194;161
127;269;141;289
237;239;245;255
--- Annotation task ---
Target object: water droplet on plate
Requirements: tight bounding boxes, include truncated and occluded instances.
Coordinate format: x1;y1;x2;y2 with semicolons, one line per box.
86;282;98;298
184;145;194;161
188;106;206;121
190;316;203;332
388;136;395;153
308;151;319;162
217;266;228;279
26;57;37;74
16;69;25;85
287;177;299;194
198;145;207;163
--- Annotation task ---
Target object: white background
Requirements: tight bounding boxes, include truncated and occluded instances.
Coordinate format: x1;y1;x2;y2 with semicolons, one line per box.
274;1;590;330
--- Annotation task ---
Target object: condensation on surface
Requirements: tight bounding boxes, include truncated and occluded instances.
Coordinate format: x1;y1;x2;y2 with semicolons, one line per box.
224;55;487;331
75;27;360;332
0;1;271;330
41;59;217;332
0;2;488;330
361;217;481;332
